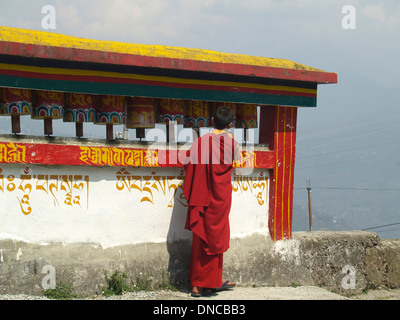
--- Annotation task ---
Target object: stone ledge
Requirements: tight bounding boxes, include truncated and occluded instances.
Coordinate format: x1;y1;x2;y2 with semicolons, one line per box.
1;231;398;296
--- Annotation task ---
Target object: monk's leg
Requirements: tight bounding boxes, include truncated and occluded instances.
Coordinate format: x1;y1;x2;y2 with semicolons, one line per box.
189;233;223;292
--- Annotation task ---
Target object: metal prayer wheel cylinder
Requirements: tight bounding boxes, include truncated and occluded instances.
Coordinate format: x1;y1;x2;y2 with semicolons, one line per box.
126;96;156;140
64;93;96;137
235;103;258;142
126;97;155;128
235;103;258;128
95;95;125;124
31;90;64;136
156;98;185;124
95;95;125;140
184;100;211;142
184;100;211;128
156;98;185;142
0;87;33;134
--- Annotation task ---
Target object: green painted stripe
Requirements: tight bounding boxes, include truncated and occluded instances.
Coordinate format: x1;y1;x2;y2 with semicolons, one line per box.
0;75;316;107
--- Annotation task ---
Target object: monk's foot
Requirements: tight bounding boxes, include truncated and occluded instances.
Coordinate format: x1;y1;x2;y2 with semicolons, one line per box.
211;279;236;292
222;278;236;287
191;286;215;297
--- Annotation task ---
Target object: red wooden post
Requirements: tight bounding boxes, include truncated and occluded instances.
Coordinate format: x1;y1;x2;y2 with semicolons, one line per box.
263;106;298;241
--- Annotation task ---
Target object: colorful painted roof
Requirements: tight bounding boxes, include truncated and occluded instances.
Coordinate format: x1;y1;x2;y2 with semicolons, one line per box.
0;26;337;107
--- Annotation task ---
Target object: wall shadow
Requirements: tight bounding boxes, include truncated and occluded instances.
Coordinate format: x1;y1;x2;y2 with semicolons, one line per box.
166;190;192;290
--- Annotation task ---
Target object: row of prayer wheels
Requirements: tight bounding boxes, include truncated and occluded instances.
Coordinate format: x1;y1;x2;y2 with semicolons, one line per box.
0;88;258;140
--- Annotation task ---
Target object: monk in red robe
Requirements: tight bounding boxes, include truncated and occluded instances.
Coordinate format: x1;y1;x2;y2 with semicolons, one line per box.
183;106;239;297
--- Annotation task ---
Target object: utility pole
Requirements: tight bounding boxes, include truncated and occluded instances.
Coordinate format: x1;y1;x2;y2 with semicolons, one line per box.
306;179;313;231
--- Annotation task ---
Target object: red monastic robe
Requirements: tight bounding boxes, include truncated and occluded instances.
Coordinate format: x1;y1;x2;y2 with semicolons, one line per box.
183;132;238;287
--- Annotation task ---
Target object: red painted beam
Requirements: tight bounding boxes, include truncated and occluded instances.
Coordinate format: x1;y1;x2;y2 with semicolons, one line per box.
0;141;275;169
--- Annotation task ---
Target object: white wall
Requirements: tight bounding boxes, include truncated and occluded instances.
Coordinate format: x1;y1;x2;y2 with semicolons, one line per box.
0;164;269;248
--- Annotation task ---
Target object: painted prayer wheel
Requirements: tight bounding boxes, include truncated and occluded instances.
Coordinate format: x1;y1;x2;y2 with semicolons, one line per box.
0;87;33;134
126;97;155;140
31;90;64;136
95;95;125;140
64;93;96;137
156;98;185;124
235;103;258;129
156;98;185;142
184;100;210;128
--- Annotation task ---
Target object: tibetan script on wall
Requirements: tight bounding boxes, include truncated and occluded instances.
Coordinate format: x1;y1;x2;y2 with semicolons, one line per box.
79;147;159;167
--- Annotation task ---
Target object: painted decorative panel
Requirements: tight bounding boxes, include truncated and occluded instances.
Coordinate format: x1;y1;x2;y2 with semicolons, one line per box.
0;164;269;248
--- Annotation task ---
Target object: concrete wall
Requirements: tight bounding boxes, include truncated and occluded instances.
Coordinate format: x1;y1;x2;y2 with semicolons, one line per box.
1;230;399;296
227;231;400;295
365;238;400;289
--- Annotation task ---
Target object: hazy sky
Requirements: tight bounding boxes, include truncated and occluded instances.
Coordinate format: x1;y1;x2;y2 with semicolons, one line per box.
1;1;399;76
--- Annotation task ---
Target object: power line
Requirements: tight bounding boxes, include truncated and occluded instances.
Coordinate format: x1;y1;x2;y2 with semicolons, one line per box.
294;179;400;235
294;186;400;191
294;178;400;234
312;187;400;191
362;222;400;231
295;154;385;170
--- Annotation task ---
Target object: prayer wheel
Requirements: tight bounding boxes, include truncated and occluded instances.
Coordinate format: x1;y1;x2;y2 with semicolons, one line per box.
31;90;64;136
235;103;258;142
126;96;155;140
64;93;96;137
185;100;211;141
156;98;185;142
0;87;33;134
156;98;185;124
95;95;125;140
235;103;258;129
185;100;210;128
